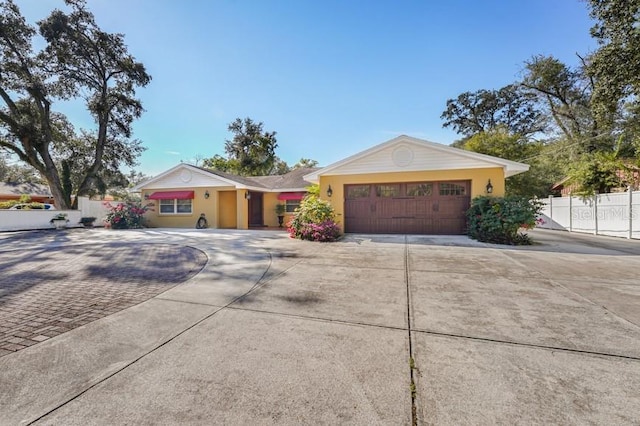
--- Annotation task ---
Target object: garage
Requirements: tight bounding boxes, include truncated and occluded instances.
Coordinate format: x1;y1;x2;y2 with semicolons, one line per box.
344;181;470;234
303;135;530;236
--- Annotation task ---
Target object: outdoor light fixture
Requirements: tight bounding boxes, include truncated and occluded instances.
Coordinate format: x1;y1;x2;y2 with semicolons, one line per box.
204;190;210;199
144;193;149;200
326;185;333;197
245;192;251;200
486;179;493;194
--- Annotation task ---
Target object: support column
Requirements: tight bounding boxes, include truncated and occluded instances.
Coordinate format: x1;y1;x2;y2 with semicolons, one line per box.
593;194;598;236
629;186;633;240
568;193;573;232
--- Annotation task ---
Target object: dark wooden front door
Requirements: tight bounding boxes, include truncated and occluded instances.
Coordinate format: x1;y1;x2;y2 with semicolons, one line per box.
344;181;470;234
248;192;264;226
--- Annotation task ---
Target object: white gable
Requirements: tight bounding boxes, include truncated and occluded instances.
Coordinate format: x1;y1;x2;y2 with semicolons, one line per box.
305;135;529;182
135;164;238;190
326;142;505;175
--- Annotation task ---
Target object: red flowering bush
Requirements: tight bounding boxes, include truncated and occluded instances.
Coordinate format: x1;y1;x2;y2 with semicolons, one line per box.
288;193;341;242
296;220;341;242
104;202;153;229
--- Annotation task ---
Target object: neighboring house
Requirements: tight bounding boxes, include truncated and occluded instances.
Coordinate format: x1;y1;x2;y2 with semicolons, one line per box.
552;169;640;196
0;182;54;205
136;135;529;234
551;178;575;197
132;166;316;229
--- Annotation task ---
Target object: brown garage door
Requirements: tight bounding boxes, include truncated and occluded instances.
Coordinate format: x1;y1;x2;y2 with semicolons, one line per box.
344;181;470;234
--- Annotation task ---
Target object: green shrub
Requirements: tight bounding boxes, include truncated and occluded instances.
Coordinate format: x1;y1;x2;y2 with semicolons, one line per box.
0;195;33;209
0;200;18;209
287;193;341;242
467;196;543;245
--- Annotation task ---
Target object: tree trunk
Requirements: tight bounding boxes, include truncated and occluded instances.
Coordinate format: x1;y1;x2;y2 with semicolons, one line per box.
40;149;72;210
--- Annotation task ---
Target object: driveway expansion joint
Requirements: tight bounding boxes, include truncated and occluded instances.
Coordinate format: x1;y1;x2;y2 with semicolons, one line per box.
225;305;409;332
404;236;418;426
411;328;640;361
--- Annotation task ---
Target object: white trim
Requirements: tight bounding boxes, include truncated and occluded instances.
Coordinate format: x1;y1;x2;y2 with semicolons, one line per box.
268;187;310;192
132;164;244;191
157;198;193;215
304;135;529;182
133;163;311;193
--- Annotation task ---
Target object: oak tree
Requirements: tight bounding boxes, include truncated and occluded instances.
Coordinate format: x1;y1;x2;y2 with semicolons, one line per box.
0;0;150;209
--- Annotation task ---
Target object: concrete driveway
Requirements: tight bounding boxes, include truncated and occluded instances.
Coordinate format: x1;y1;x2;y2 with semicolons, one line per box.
0;228;639;425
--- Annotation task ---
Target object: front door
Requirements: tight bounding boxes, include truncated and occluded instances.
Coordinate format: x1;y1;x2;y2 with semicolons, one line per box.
248;192;264;227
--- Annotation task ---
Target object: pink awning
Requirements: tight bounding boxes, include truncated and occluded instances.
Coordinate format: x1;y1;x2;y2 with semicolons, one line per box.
148;191;194;200
277;192;306;201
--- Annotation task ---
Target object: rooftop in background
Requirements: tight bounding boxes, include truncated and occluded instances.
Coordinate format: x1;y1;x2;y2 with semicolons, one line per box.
0;182;54;204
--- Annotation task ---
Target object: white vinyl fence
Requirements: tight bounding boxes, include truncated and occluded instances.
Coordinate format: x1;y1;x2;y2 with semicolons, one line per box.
538;191;640;240
0;196;123;232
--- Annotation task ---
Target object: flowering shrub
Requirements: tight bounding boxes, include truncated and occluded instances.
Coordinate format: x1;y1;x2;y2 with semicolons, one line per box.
293;220;341;242
288;194;341;242
104;202;153;229
467;196;543;245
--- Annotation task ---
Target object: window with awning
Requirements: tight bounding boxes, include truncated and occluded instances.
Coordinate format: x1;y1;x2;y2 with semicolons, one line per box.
277;192;306;201
278;192;306;213
148;191;194;200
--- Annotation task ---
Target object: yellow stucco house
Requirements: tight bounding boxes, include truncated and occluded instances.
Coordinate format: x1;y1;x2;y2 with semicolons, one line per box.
134;135;529;234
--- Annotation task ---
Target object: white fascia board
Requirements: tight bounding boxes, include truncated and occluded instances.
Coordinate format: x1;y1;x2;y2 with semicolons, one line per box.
306;135;530;179
265;187;311;193
132;164;243;190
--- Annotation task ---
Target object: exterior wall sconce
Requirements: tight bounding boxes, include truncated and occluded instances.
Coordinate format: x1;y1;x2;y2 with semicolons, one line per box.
326;185;333;197
144;193;149;200
245;192;251;200
204;190;210;199
486;179;493;194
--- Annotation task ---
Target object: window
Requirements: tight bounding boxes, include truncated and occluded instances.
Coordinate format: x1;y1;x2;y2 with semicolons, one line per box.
176;199;192;213
347;185;370;199
285;200;300;213
439;183;466;196
376;184;399;197
406;183;433;197
159;199;192;214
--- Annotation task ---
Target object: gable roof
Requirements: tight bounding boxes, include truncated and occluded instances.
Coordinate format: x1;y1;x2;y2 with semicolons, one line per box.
132;163;317;192
304;135;529;183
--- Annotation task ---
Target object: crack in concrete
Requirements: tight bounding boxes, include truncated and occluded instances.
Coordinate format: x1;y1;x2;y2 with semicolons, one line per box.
404;235;418;426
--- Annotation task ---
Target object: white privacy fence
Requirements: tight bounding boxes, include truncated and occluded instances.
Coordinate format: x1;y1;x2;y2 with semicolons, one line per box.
0;196;123;232
538;191;640;239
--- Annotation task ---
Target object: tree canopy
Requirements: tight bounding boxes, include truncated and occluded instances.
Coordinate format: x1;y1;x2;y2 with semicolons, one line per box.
442;0;640;196
0;0;150;208
202;118;279;176
441;84;545;137
202;118;317;176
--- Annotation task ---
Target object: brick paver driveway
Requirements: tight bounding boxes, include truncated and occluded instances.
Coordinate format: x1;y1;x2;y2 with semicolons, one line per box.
0;231;207;357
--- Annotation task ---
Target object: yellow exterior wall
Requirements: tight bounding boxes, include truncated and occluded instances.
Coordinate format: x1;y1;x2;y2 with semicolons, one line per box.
236;189;249;229
218;191;237;228
263;192;284;227
141;187;231;228
318;167;505;232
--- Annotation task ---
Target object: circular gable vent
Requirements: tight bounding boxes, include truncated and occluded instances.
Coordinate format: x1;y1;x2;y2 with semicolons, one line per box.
392;146;414;167
180;170;192;183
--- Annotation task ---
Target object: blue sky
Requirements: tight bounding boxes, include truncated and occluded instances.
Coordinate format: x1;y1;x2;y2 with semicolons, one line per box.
17;0;597;176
